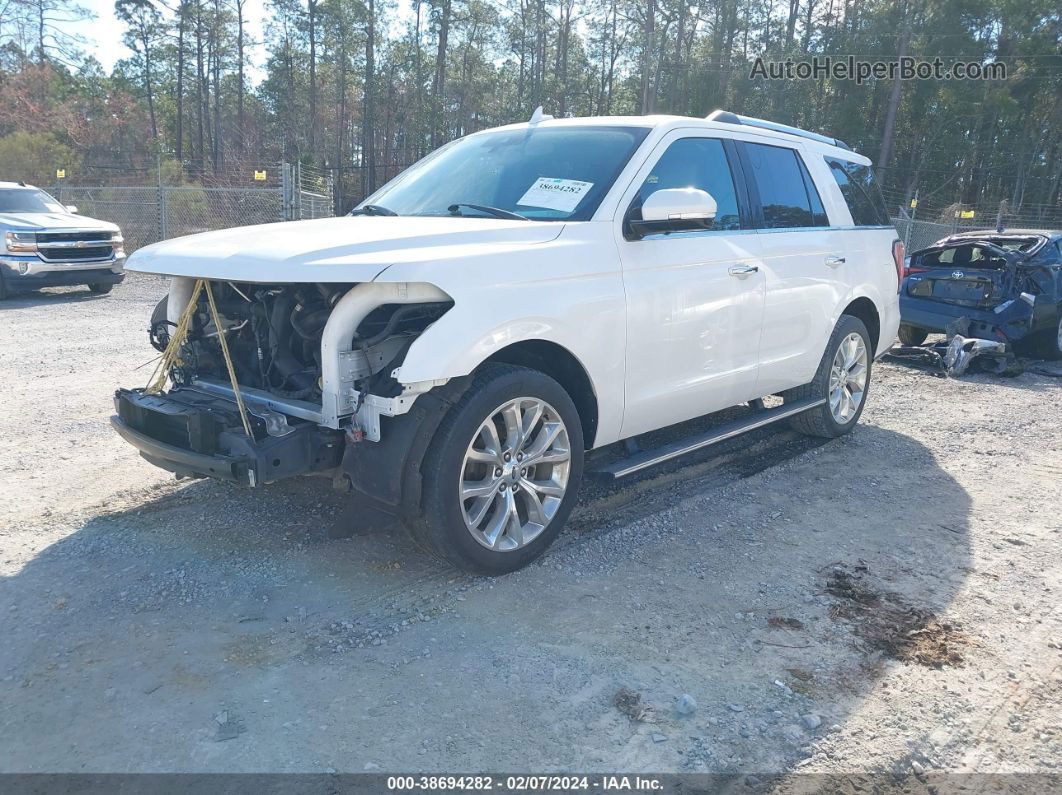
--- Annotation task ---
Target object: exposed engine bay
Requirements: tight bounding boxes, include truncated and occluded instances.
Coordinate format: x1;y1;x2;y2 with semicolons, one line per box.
109;280;455;487
149;281;452;401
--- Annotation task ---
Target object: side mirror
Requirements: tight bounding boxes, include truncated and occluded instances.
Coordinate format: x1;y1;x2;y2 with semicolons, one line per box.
65;205;78;214
629;188;717;238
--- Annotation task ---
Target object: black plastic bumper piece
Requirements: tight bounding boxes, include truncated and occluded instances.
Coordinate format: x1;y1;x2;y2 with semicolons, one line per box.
113;387;343;486
112;415;252;484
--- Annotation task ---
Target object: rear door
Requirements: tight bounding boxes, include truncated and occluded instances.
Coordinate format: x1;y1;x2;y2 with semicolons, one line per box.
735;139;847;395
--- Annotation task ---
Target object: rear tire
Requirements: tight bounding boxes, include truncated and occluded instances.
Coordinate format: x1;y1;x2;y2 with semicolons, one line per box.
0;272;7;300
898;323;929;346
411;363;584;575
785;314;873;439
89;283;114;295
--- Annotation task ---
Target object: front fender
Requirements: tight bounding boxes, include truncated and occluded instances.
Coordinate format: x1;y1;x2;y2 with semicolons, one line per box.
388;275;627;448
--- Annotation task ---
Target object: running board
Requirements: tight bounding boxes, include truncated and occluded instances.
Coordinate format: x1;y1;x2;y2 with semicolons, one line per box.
596;397;825;479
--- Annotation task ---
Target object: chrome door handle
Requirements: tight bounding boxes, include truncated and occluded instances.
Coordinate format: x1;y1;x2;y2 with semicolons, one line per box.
728;264;759;277
825;255;846;266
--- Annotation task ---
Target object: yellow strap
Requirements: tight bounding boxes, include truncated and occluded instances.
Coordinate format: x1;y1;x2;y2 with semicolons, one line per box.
203;281;254;439
144;279;254;440
145;279;203;395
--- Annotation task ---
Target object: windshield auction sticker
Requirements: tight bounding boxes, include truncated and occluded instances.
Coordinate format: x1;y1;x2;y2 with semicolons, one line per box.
517;178;593;213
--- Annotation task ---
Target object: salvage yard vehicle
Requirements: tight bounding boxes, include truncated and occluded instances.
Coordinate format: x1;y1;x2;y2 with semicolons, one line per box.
899;230;1062;359
0;182;125;298
112;110;901;573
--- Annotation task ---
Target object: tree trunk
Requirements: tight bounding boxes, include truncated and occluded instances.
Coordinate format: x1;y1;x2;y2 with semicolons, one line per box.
640;0;655;114
236;0;245;153
175;0;186;163
308;0;318;160
430;0;451;147
876;0;909;180
364;0;376;191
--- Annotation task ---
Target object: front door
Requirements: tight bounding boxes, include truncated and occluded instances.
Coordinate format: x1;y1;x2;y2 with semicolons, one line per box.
616;132;765;439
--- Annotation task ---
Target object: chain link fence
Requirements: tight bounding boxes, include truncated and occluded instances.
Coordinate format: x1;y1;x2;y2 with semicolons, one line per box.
885;191;1062;253
52;163;333;254
50;164;1059;259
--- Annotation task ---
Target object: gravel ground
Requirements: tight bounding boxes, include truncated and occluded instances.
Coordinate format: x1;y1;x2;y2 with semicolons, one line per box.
1;276;1060;786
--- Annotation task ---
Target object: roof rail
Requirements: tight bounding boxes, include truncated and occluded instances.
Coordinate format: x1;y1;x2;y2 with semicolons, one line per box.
705;109;851;151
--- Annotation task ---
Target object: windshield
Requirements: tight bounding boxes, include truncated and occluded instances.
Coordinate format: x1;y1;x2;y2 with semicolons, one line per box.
0;188;66;214
358;125;651;221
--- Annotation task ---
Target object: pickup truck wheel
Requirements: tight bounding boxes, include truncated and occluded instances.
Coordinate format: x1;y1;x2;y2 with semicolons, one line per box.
897;323;929;346
413;363;584;574
0;272;7;300
785;314;872;439
89;283;114;294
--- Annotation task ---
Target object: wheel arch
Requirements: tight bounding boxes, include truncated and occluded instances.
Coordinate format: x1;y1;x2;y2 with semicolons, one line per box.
841;295;881;353
484;340;599;449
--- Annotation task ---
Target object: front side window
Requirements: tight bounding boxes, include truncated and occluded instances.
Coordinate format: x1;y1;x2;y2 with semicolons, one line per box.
743;142;828;229
628;137;742;231
357;126;651;221
0;188;65;214
825;157;891;226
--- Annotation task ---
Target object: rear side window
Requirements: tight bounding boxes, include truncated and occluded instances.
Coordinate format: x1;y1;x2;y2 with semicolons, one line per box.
825;158;891;226
630;137;742;231
742;142;829;229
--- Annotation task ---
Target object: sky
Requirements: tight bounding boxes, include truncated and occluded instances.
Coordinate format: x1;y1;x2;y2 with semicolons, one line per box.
70;0;413;84
71;0;270;80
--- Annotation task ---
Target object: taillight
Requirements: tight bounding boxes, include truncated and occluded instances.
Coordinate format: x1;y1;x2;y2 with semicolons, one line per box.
892;239;905;291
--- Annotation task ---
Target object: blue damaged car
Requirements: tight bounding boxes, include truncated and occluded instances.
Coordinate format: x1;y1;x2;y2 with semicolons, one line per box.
899;229;1062;359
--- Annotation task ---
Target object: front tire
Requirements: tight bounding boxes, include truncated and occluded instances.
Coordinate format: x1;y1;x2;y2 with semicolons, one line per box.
89;283;114;295
412;363;584;575
786;314;873;439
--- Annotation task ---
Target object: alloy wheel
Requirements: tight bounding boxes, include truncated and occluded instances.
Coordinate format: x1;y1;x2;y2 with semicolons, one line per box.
458;397;571;552
828;332;868;424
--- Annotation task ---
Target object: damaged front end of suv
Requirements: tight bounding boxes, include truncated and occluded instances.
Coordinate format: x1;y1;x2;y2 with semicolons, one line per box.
114;278;455;488
897;231;1062;371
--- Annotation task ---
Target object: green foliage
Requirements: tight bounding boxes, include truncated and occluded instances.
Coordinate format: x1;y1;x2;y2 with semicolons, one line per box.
0;0;1058;217
0;131;81;187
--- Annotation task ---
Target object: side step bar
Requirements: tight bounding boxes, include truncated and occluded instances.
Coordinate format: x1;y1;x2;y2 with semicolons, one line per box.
596;397;826;479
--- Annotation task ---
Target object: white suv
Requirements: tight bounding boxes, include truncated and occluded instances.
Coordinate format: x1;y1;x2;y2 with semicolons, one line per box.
114;110;901;573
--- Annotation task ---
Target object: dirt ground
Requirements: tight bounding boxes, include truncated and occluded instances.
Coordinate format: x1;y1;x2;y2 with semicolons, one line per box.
1;275;1060;787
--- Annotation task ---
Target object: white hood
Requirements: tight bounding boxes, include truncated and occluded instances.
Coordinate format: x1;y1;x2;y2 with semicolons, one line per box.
0;212;119;232
127;215;566;283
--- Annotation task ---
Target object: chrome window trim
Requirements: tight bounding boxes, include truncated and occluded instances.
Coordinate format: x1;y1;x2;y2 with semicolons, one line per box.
637;224;896;241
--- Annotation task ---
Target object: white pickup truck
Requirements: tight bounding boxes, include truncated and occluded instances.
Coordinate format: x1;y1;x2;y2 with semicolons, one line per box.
0;182;125;298
114;110;901;573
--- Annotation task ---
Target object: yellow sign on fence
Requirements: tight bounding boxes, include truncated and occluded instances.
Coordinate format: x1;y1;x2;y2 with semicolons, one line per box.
909;198;917;209
56;169;66;179
253;170;267;181
958;210;976;219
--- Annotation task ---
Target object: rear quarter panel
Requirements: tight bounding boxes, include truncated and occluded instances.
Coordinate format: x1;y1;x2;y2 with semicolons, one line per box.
800;144;900;359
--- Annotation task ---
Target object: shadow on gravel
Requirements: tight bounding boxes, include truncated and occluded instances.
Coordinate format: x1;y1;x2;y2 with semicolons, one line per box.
0;287;109;309
0;424;971;776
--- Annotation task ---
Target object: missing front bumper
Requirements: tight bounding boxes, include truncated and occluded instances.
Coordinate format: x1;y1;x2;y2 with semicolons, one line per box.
113;388;343;485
